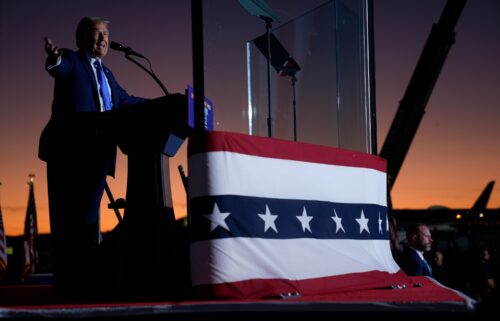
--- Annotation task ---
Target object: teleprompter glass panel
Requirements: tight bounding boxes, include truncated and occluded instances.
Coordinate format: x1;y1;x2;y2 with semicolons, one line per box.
202;0;374;153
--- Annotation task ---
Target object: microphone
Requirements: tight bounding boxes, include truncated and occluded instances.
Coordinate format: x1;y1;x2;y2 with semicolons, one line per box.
110;41;145;58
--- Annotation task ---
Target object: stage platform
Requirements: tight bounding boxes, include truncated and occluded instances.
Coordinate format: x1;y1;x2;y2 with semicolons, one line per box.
0;276;483;321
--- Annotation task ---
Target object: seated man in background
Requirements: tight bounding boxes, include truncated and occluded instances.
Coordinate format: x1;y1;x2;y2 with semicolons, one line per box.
400;223;433;277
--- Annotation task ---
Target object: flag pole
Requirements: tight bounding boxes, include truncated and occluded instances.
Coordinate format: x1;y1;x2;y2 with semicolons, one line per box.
0;181;8;282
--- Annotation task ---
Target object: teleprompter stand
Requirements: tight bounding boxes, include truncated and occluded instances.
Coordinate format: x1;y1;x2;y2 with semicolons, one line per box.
253;33;301;141
238;0;281;138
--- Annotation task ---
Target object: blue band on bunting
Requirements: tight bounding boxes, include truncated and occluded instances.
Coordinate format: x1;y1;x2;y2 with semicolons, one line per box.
190;195;389;241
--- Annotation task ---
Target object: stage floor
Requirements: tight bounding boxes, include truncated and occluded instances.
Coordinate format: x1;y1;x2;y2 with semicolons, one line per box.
0;277;482;321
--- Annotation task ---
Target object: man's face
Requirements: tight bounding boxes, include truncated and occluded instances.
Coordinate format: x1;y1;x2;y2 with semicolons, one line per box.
416;225;433;252
83;22;109;58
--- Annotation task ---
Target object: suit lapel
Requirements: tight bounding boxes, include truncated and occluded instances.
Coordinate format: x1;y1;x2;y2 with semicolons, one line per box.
416;250;432;276
422;257;432;276
77;50;101;112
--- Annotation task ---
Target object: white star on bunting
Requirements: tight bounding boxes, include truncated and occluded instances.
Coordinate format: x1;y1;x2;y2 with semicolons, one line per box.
331;209;345;233
356;210;370;234
296;207;313;233
202;203;231;232
258;205;279;233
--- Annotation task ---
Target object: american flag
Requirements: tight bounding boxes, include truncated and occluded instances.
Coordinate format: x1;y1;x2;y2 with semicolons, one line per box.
0;184;8;280
188;131;409;299
22;175;39;281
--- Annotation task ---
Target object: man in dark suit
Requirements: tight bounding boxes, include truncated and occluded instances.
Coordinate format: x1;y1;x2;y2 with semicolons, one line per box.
40;16;147;292
401;223;434;277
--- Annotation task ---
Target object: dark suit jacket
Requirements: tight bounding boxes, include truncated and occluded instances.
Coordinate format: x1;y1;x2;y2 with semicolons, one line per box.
401;248;433;277
39;49;146;176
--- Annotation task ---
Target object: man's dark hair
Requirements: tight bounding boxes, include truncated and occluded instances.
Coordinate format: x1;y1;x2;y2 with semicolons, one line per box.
405;222;426;240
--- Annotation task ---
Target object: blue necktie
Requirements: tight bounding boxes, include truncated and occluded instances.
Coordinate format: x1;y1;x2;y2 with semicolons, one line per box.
94;60;112;111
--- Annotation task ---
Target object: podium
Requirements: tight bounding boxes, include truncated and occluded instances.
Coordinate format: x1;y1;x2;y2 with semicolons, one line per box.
101;94;189;214
94;94;191;295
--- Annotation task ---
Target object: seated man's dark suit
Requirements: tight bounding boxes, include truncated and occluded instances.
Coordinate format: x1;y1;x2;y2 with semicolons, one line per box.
401;247;433;277
39;49;146;290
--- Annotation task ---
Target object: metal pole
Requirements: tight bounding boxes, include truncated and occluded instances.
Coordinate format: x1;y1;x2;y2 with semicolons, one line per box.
192;0;206;131
265;18;273;138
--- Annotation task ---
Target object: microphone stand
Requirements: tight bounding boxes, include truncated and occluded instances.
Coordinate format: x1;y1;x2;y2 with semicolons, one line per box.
124;54;170;96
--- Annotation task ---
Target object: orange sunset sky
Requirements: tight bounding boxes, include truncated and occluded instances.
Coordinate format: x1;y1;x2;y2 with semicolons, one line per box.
1;0;499;236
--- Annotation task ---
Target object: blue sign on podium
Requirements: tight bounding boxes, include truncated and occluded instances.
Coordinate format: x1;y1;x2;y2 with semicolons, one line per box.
187;85;214;131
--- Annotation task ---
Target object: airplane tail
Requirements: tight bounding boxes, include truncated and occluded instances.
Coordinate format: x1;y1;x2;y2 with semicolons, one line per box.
471;181;495;211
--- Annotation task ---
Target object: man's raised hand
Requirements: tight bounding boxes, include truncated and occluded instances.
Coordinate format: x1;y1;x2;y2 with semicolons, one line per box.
44;37;61;57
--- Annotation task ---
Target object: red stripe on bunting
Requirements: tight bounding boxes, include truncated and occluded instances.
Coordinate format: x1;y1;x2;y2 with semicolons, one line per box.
193;270;412;300
188;131;386;172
